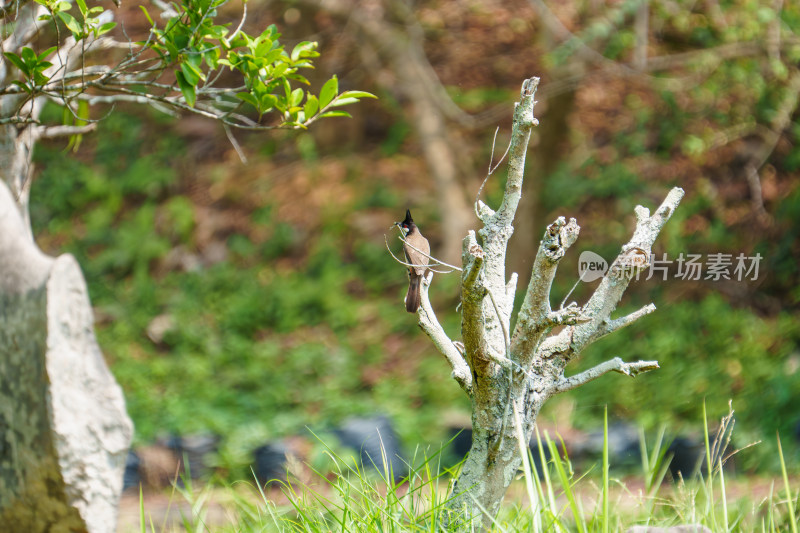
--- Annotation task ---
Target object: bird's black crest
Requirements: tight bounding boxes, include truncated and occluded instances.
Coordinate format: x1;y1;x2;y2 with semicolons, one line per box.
402;209;414;227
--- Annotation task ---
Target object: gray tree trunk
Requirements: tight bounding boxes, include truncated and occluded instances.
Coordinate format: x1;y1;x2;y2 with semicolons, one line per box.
0;172;133;531
412;78;683;528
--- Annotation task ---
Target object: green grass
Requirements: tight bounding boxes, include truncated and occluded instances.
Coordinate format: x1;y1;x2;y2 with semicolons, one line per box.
129;410;799;532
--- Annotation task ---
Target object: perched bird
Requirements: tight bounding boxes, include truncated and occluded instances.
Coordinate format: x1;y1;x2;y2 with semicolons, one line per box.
396;210;430;313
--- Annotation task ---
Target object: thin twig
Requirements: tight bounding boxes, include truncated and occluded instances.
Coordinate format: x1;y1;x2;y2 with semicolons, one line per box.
383;234;455;274
559;275;584;309
397;234;462;272
474;126;512;218
38;123;96;138
551;357;660;394
386;229;463;272
229;0;247;42
223;124;247;164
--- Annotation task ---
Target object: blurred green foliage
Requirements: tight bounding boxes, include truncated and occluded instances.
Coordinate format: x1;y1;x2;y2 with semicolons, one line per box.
561;294;800;468
31;103;800;476
27;0;800;479
31;110;468;477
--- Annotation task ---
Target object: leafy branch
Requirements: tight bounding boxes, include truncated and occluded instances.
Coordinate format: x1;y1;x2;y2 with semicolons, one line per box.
1;0;376;132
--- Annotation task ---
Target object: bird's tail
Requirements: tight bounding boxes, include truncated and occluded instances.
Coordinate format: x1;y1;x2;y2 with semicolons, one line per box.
405;275;421;313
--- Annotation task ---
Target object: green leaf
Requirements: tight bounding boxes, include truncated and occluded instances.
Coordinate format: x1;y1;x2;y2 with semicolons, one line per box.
57;11;84;37
282;78;292;100
173;31;190;50
210;25;228;39
271;62;287;79
175;71;196;107
164;41;179;62
260;93;278;108
339;90;377;99
140;5;154;26
3;52;28;75
203;47;220;70
66;130;84;152
290;41;317;62
20;47;36;63
303;95;319;118
32;65;52;85
180;63;200;86
77;99;89;124
229;35;247;48
255;40;272;58
262;24;279;41
61;101;74;126
74;0;87;16
329;97;359;107
10;80;32;93
319;75;337;108
61;104;71;126
37;46;57;61
289;87;304;107
180;60;205;86
318;111;351;119
235;92;259;109
186;50;204;71
264;49;283;65
97;22;116;36
286;72;310;85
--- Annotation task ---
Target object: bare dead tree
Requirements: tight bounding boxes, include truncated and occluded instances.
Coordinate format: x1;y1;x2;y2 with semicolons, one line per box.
413;77;684;527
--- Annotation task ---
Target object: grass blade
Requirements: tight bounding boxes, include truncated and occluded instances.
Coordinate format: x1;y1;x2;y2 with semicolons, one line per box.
512;400;541;533
139;485;146;533
778;433;798;533
603;406;609;533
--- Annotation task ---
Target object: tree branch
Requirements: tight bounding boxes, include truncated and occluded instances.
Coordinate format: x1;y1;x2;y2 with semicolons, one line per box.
511;216;580;365
418;272;472;395
460;79;542;373
524;186;682;389
550;357;660;395
505;271;518;305
460;230;488;366
37;123;96;139
587;303;656;344
569;187;684;355
494;77;539;227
